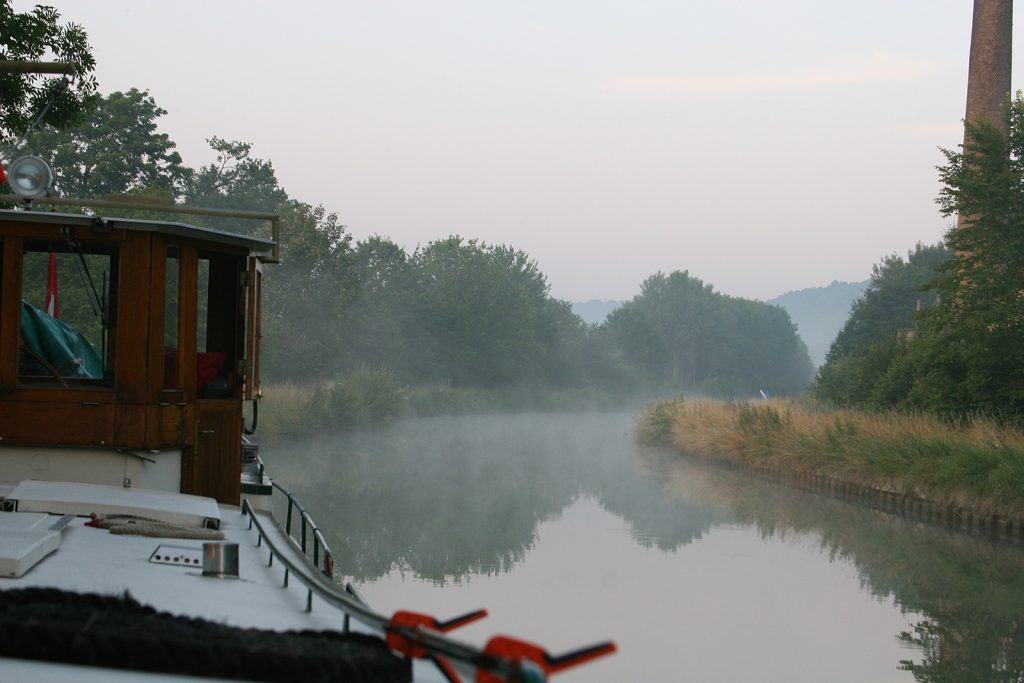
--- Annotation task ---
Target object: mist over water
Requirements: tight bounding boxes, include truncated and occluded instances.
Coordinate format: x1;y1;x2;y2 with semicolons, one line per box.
264;412;1024;682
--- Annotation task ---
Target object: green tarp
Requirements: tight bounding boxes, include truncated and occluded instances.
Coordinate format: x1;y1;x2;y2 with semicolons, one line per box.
20;301;103;379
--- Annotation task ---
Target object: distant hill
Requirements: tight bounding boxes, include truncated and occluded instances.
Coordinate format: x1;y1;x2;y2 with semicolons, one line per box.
572;299;622;325
766;280;868;367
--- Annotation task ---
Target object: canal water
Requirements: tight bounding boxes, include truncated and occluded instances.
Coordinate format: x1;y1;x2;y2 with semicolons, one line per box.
264;412;1024;682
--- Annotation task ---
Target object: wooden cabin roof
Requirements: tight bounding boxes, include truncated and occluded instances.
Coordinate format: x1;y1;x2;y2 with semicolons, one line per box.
0;209;275;254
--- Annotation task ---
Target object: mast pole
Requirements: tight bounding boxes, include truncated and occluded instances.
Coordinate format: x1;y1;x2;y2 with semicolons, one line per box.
0;60;76;75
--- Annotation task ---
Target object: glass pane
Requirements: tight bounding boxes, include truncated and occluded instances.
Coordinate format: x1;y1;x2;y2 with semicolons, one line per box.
195;252;240;399
164;247;180;389
197;257;209;354
20;242;116;385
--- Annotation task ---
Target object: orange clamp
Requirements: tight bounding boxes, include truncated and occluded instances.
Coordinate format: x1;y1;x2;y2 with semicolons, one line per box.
387;608;488;658
387;609;489;683
476;636;617;683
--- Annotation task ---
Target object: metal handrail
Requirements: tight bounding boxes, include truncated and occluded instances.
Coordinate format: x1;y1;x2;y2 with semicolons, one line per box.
270;479;334;575
240;498;514;680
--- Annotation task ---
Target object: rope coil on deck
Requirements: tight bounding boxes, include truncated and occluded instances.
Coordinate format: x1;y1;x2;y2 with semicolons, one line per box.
86;513;225;540
0;587;411;682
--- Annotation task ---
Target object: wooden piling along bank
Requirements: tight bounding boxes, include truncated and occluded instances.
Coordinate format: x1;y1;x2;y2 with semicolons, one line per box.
704;456;1024;544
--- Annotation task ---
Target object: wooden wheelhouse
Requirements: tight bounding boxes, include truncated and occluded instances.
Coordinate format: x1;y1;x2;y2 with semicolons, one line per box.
0;209;272;505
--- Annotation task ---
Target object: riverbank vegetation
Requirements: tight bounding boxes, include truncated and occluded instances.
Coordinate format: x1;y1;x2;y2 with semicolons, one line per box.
258;368;402;436
637;397;1024;514
813;97;1024;422
258;369;660;437
636;99;1024;519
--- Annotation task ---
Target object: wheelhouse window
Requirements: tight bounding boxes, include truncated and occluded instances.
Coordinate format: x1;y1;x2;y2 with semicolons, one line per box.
195;251;243;399
160;246;243;398
19;240;118;386
163;246;182;390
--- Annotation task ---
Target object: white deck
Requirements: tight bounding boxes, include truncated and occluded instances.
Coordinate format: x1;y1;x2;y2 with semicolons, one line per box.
5;505;351;633
0;487;452;682
7;480;221;529
0;512;60;578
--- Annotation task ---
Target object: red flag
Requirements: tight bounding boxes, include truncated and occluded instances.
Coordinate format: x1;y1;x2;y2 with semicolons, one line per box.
44;252;58;318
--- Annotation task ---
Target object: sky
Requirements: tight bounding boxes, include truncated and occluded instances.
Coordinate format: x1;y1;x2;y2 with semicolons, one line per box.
12;1;1024;302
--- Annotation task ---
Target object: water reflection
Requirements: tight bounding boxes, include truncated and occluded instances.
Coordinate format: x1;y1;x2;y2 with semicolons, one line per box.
265;412;1024;680
638;448;1024;682
266;413;729;582
266;415;584;582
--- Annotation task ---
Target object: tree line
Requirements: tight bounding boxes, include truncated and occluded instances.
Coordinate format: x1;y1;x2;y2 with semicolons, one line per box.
814;95;1024;421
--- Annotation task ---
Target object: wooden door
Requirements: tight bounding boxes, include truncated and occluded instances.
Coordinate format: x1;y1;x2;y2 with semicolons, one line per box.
188;399;242;505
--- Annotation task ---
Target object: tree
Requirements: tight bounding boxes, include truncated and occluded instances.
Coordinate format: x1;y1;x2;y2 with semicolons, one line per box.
905;95;1024;417
343;236;418;375
812;243;951;409
603;302;664;381
720;296;815;396
261;201;358;381
637;272;719;386
408;237;559;387
604;270;813;396
21;89;191;198
0;1;97;147
816;94;1024;419
536;299;591;390
334;235;601;391
827;244;950;360
185;137;287;234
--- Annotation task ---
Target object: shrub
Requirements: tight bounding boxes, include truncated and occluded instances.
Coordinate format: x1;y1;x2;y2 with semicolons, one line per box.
328;366;402;430
257;382;328;436
635;396;686;446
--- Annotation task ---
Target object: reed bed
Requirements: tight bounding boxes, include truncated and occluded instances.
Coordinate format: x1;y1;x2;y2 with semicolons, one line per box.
637;398;1024;516
257;382;330;437
258;368;403;436
259;378;650;436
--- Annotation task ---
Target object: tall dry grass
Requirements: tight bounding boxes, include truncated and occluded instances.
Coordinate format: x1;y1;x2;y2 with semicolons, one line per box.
258;368;404;437
637;398;1024;515
258;382;330;437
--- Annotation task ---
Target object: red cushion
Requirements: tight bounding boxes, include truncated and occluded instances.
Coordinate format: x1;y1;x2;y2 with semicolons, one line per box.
197;352;227;394
165;348;227;393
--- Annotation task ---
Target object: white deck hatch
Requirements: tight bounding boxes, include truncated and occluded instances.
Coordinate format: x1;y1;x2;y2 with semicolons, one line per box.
0;512;61;577
6;481;221;528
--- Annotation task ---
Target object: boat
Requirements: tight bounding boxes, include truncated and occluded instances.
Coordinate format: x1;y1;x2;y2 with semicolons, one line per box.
0;148;615;681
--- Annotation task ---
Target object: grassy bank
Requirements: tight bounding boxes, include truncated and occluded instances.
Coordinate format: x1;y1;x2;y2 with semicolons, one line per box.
636;397;1024;515
258;368;403;437
258;371;648;437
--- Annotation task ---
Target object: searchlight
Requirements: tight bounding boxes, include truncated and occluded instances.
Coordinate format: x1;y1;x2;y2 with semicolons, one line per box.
8;155;54;202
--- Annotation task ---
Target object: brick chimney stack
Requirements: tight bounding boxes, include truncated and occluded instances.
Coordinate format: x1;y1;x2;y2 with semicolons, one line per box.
959;0;1012;228
964;0;1013;138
